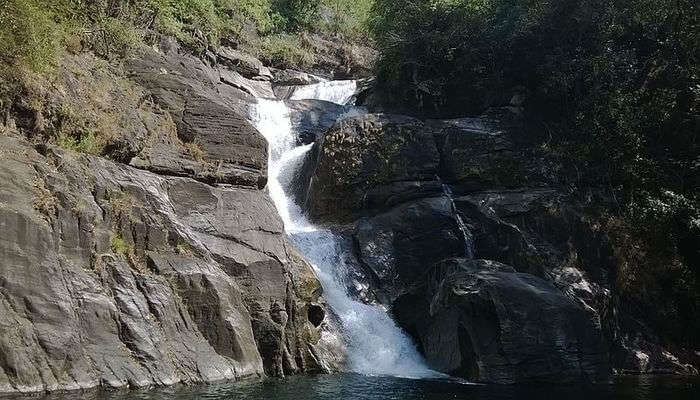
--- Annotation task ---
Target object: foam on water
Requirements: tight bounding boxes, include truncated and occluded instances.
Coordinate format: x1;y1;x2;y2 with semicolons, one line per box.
249;87;438;378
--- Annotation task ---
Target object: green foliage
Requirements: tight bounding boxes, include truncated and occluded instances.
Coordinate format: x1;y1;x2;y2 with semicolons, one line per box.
318;0;374;39
110;234;132;256
371;0;700;347
0;0;63;73
91;17;145;59
217;0;284;35
57;131;102;155
259;34;315;68
0;0;375;75
276;0;320;31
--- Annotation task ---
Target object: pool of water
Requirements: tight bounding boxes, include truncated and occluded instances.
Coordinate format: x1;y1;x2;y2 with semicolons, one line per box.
5;373;698;400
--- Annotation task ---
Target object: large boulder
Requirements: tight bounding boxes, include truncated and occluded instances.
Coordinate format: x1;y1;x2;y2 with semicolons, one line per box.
308;114;442;222
0;136;342;394
393;258;610;383
453;189;699;376
217;47;272;80
353;197;466;303
285;100;363;145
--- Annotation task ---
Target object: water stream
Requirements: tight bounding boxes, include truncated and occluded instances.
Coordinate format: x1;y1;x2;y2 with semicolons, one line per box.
285;80;358;104
441;183;475;258
248;85;436;378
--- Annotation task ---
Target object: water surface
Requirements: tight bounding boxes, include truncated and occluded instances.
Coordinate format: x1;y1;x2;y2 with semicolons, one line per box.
10;374;698;400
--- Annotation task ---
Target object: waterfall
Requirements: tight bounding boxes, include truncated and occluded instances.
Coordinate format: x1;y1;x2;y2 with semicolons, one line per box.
441;184;475;259
249;86;437;378
285;80;358;105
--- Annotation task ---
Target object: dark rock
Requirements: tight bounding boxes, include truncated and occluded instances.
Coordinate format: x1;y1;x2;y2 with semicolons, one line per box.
0;136;342;394
393;258;610;383
279;100;366;210
308;114;442;222
286;100;363;145
353;197;466;303
451;188;700;376
452;189;563;277
428;114;554;192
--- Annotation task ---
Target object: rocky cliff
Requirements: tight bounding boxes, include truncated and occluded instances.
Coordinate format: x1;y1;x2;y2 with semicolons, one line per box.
0;42;346;394
0;35;697;395
301;111;699;382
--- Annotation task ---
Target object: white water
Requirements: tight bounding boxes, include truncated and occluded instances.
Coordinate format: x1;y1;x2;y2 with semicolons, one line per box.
286;80;358;105
249;87;437;378
441;184;475;258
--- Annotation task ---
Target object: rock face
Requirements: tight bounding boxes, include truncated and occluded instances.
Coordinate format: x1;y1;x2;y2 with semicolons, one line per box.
304;110;697;381
285;100;362;146
453;188;699;375
308;114;442;222
216;47;273;81
393;259;608;383
127;44;269;188
272;69;326;86
354;197;465;303
428;115;554;192
0;42;347;393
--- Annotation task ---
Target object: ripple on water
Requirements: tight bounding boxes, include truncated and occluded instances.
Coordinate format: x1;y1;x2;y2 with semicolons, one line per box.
6;374;699;400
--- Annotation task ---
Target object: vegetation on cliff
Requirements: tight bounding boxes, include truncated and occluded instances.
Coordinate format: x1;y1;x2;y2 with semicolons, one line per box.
371;0;699;349
0;0;373;74
0;0;374;156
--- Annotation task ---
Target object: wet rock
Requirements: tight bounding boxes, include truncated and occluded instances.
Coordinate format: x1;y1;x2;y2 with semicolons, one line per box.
429;114;554;192
393;258;610;383
308;114;442;222
286;100;362;145
353;197;465;303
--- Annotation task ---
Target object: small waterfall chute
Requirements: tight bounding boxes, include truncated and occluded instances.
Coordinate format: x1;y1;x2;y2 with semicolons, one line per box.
285;80;358;105
441;183;475;259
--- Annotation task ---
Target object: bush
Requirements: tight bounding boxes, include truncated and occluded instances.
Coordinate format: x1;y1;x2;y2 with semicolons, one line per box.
259;34;315;68
317;0;373;39
110;234;132;256
276;0;320;31
90;17;145;59
0;0;63;73
57;131;102;155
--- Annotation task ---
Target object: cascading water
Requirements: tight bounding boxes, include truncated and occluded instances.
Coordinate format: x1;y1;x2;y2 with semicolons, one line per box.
441;183;475;259
285;80;358;105
249;86;437;378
